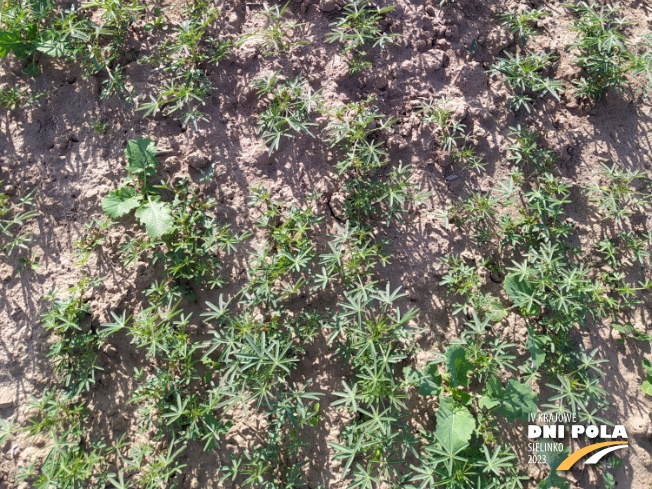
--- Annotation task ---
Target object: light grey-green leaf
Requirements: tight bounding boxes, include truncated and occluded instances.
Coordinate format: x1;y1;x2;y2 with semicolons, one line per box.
494;378;538;422
526;328;546;370
445;344;471;388
418;364;442;396
504;273;540;315
537;445;570;489
479;375;502;410
102;187;141;218
642;380;652;396
435;397;475;453
504;272;533;300
135;197;173;237
642;359;652;377
125;138;158;175
35;39;69;57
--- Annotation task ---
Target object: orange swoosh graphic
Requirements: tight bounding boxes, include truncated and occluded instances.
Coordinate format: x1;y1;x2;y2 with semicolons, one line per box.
556;441;628;470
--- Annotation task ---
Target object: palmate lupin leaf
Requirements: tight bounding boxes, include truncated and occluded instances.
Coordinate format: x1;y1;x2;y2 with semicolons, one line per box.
252;71;322;154
498;6;549;46
325;0;399;72
489;51;564;112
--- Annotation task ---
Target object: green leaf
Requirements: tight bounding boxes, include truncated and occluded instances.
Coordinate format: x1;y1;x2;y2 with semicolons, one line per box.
504;273;540;315
309;403;320;427
418;364;442;396
487;301;508;322
22;62;40;77
503;272;530;299
102;186;142;218
435;397;475;453
479;375;502;410
454;389;472;405
642;359;652;396
0;31;15;58
403;366;421;384
494;378;538;422
642;359;652;377
526;328;546;370
135;197;173;237
36;39;69;57
538;445;570;489
125;138;158;175
0;30;29;58
642;380;652;396
445;345;471;388
604;472;615;489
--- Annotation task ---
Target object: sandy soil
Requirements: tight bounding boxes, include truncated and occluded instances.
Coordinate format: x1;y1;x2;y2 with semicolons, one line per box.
1;0;651;488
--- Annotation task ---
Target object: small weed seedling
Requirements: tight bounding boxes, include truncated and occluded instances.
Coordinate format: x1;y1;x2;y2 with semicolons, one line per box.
417;97;487;173
239;2;308;56
498;7;549;47
489;51;564;112
0;85;48;110
0;182;39;259
252;71;323;154
73;216;115;266
137;1;230;129
326;0;399;73
464;38;480;57
92;117;110;134
17;251;40;273
567;2;636;102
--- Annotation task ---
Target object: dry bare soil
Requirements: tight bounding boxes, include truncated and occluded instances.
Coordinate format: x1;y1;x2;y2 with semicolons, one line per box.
1;0;652;488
